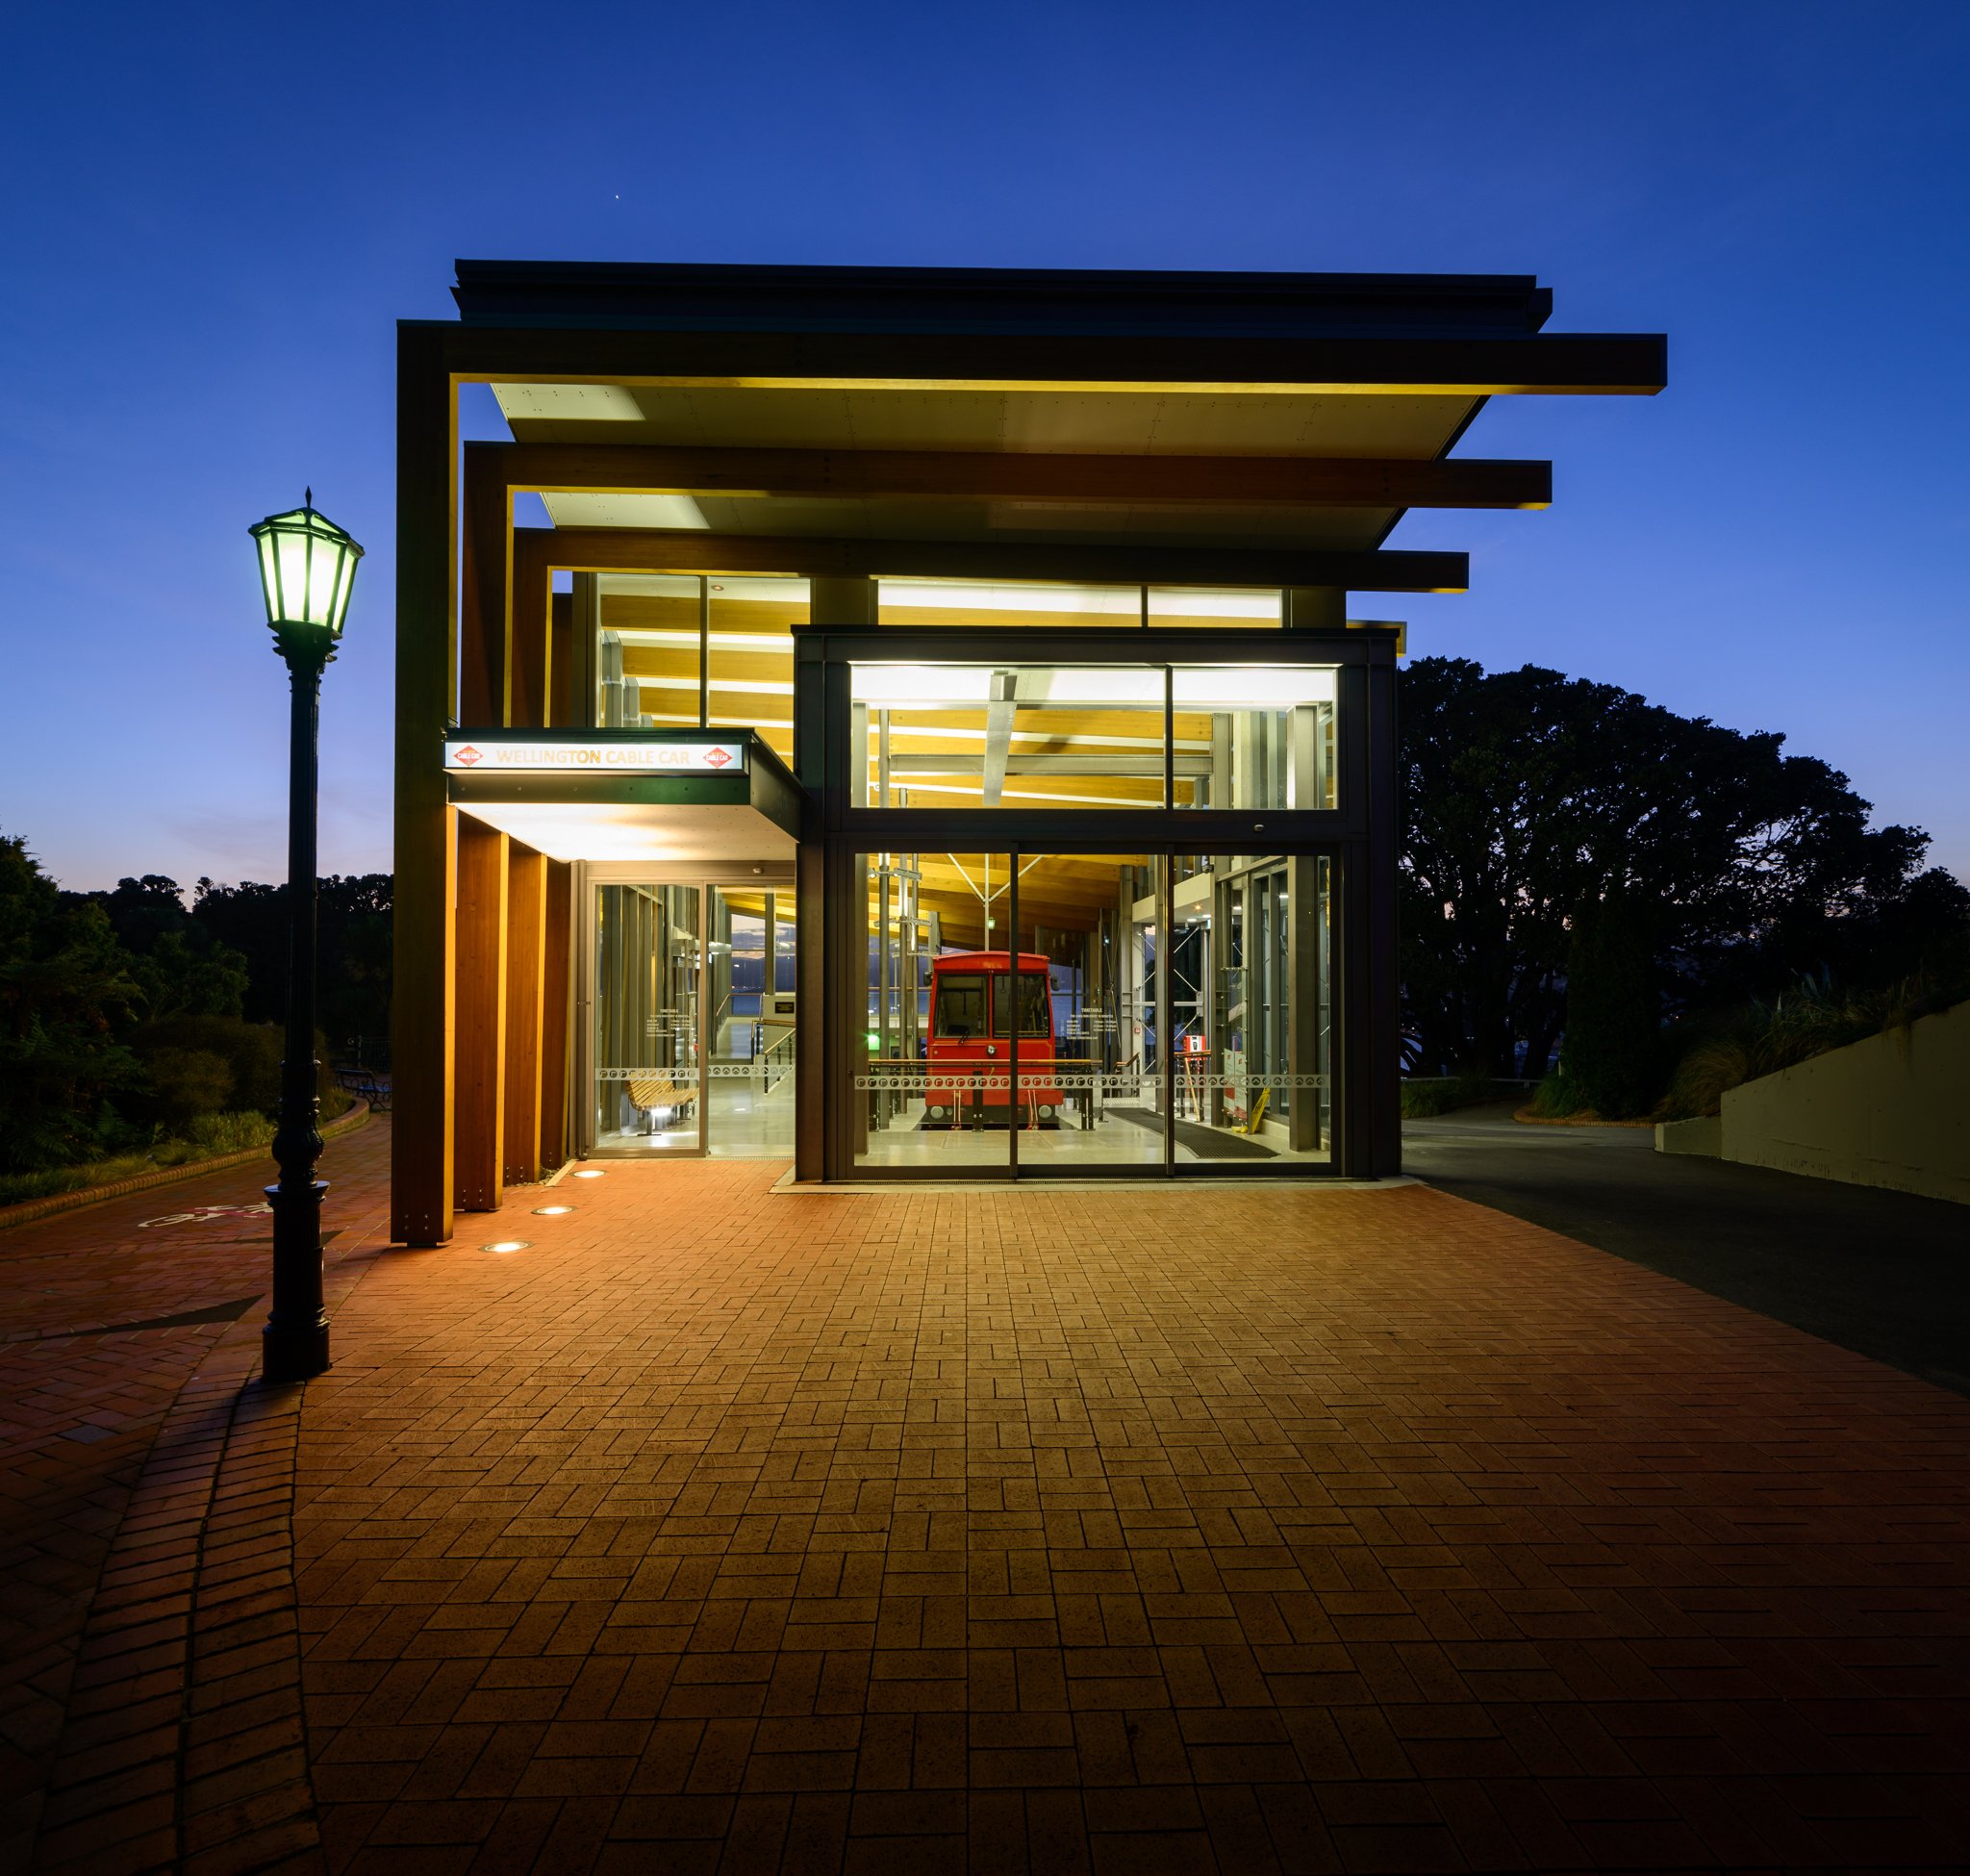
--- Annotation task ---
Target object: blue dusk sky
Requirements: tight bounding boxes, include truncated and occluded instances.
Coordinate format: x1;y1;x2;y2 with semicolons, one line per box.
2;1;1965;891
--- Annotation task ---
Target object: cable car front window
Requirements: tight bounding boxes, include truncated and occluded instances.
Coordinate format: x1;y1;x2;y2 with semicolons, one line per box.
993;970;1052;1038
933;974;988;1038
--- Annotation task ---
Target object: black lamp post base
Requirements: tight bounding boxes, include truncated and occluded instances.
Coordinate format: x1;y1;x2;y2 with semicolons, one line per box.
263;1314;331;1383
264;1177;331;1382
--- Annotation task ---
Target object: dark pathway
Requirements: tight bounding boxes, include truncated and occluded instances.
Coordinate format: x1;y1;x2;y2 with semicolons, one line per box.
1404;1102;1970;1396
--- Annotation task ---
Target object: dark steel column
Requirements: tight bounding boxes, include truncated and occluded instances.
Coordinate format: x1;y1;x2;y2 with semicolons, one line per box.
265;623;334;1382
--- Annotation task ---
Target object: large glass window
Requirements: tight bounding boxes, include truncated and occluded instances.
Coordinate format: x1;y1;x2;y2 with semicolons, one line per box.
848;660;1340;813
877;578;1143;629
1172;668;1337;811
708;576;804;765
851;664;1167;810
597;576;701;728
1148;588;1283;629
595;574;807;760
876;580;1282;632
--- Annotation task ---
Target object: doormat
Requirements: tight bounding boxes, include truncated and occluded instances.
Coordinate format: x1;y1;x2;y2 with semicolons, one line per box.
1100;1107;1276;1160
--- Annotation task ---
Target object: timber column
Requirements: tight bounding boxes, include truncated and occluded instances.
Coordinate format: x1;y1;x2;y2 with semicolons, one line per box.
391;325;458;1246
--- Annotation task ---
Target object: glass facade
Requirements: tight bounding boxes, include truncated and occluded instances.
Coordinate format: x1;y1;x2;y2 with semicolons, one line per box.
566;620;1381;1179
875;579;1282;631
593;882;701;1153
844;844;1331;1175
587;876;796;1158
852;665;1170;810
597;574;807;762
803;622;1379;1180
847;660;1339;814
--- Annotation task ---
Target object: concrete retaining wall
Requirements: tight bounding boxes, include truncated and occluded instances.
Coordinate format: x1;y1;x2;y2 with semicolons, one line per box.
1654;1115;1722;1158
1709;1000;1969;1205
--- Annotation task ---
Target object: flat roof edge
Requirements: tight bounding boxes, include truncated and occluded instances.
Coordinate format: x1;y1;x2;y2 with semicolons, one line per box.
451;259;1556;338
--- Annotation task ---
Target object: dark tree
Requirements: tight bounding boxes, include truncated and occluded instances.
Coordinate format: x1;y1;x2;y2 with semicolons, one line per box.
1399;658;1965;1077
0;834;143;1171
1559;889;1658;1118
192;874;391;1058
69;875;250;1022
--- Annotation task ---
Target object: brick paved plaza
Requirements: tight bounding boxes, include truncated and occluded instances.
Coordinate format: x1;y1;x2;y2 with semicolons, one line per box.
9;1118;1970;1872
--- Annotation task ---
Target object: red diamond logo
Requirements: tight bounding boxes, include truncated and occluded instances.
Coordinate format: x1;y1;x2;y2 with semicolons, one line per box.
704;747;731;769
455;745;482;767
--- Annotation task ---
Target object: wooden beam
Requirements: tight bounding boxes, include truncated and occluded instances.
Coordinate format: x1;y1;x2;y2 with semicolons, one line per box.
455;818;508;1212
502;843;546;1186
510;568;549;728
549;591;573;727
442;323;1667;395
391;326;457;1248
539;860;573;1170
460;443;510;725
480;442;1551;510
516;527;1466;595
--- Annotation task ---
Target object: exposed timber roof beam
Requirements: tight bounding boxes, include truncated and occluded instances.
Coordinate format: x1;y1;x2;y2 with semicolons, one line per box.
442;325;1667;394
468;441;1551;510
514;527;1468;593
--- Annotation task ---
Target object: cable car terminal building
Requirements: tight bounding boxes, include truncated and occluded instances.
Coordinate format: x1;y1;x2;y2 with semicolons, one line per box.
391;263;1664;1243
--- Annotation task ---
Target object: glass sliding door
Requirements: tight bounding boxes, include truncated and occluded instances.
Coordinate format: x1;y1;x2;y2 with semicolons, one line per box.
1000;852;1166;1171
851;850;1013;1174
593;882;701;1153
1178;852;1333;1164
705;883;796;1157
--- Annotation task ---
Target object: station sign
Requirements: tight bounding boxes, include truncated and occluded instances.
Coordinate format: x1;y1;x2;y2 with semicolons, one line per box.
444;738;747;774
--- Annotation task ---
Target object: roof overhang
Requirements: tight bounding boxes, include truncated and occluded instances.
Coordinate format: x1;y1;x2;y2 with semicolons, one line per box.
432;260;1663;601
445;729;800;864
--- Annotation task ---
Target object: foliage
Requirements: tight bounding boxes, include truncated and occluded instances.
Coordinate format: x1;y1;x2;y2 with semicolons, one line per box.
1555;890;1659;1119
129;1013;284;1117
0;1110;278;1210
1399;1075;1527;1118
0;834;145;1172
1527;1071;1588;1119
138;1047;237;1131
131;929;250;1021
1656;947;1970;1120
1399;657;1970;1081
4;839;381;1178
182;1109;278;1154
192;874;392;1059
76;875;251;1021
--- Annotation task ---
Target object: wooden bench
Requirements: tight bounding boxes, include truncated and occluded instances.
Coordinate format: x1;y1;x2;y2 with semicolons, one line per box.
627;1073;695;1130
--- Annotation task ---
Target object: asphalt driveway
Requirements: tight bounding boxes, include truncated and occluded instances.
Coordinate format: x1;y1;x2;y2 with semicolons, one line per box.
1403;1103;1970;1396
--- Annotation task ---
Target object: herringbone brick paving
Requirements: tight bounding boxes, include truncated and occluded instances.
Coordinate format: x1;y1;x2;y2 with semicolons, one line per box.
4;1111;389;1873
290;1161;1970;1873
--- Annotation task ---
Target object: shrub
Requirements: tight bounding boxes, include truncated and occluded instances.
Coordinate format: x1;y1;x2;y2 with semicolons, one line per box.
1655;957;1970;1119
129;1016;283;1116
182;1109;276;1154
1528;1070;1589;1119
1401;1075;1515;1118
138;1047;235;1130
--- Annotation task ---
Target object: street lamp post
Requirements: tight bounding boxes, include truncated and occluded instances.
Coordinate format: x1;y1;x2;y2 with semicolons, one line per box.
249;493;363;1383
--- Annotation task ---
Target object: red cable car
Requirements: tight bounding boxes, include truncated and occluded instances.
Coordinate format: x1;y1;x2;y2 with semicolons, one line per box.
924;951;1063;1125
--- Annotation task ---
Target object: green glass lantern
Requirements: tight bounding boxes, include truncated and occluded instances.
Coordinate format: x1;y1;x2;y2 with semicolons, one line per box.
249;489;364;640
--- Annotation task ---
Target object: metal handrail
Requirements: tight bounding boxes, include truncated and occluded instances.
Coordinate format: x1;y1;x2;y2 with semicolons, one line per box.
759;1027;796;1093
